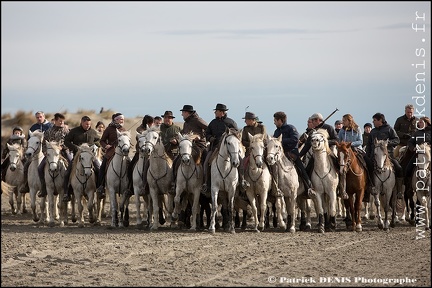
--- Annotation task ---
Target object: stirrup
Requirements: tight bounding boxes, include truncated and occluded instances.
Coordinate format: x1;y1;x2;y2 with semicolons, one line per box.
341;191;349;200
241;180;250;190
397;191;403;199
200;184;208;194
370;186;378;196
96;186;106;199
62;194;71;203
37;189;47;198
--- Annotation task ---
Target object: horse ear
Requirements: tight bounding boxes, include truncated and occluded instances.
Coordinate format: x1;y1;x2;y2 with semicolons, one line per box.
6;143;12;150
277;134;283;143
347;142;352;148
374;138;378;145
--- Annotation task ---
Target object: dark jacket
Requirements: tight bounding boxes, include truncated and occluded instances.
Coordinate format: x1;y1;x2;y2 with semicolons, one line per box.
64;126;100;155
273;123;299;155
206;114;238;150
394;114;418;146
29;120;53;139
42;125;70;153
241;123;267;149
100;122;126;159
366;123;400;159
182;112;208;151
160;123;182;157
407;126;431;151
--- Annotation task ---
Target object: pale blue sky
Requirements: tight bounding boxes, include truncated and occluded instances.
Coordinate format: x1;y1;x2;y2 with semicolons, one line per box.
1;1;430;132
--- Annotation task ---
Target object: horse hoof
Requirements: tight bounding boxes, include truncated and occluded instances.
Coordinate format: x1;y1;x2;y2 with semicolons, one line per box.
287;227;295;233
356;226;362;232
22;209;28;214
390;222;395;228
48;222;55;228
378;223;384;230
72;217;77;223
78;223;84;228
209;228;216;234
123;220;129;227
369;215;375;220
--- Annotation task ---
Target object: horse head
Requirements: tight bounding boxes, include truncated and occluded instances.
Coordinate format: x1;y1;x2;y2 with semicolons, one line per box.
143;127;160;156
373;139;391;171
25;130;44;158
6;143;23;171
266;134;283;166
45;140;62;172
221;128;243;168
76;143;95;177
311;129;330;152
136;131;147;155
248;132;265;168
336;141;352;175
178;132;194;165
116;130;131;156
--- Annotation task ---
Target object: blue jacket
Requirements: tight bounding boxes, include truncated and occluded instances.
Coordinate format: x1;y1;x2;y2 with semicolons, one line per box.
338;127;363;148
273;122;299;155
29;120;53;139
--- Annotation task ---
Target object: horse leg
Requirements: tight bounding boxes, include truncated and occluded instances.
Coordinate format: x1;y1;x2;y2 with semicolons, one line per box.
390;191;397;228
313;193;325;233
8;187;16;214
190;190;200;231
150;190;160;230
355;192;363;232
209;190;218;233
276;197;286;230
286;196;296;233
227;194;236;234
247;193;259;232
375;194;384;229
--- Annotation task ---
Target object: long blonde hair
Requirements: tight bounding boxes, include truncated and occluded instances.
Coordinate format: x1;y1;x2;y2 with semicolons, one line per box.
342;114;359;131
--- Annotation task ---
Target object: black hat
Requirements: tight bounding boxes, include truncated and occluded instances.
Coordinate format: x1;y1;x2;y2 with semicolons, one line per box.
334;120;342;125
364;123;372;128
214;103;228;111
242;112;257;120
180;105;195;112
161;111;175;118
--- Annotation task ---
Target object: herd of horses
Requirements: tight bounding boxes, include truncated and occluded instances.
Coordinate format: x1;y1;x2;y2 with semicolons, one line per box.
2;127;431;234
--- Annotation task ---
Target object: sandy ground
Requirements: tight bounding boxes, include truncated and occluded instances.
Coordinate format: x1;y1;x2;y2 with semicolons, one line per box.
1;192;431;287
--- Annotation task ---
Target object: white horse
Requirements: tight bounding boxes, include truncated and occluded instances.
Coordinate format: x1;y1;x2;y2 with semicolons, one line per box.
70;143;98;227
5;143;27;215
412;143;431;230
172;132;204;231
25;130;48;223
143;126;174;230
106;130;131;228
209;128;244;234
372;139;396;231
243;133;271;232
309;129;339;233
265;134;301;232
132;131;152;228
45;140;69;227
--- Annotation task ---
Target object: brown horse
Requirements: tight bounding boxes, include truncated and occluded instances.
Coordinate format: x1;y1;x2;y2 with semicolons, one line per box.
336;142;367;232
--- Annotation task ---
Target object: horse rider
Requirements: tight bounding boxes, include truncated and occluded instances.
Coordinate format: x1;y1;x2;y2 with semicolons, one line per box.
172;105;208;193
272;111;317;198
160;111;182;161
37;113;72;198
20;111;53;194
1;126;27;183
402;116;431;192
125;114;154;197
96;112;127;199
239;111;267;191
365;112;404;199
201;103;238;194
62;115;101;202
298;112;339;194
362;122;372;148
393;104;418;158
337;114;376;201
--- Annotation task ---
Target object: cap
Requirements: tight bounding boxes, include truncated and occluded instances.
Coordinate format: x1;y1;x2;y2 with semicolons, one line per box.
364;123;372;128
180;105;195;112
334;120;342;125
161;111;175;118
13;126;24;133
242;112;257;120
214;103;228;111
309;113;323;121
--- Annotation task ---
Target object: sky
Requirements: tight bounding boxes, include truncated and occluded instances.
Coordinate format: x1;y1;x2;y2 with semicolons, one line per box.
1;1;431;133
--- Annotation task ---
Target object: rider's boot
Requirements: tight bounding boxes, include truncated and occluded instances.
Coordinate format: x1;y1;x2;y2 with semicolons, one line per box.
396;177;404;199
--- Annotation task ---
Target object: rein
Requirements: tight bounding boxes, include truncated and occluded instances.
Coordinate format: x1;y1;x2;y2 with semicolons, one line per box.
216;133;240;192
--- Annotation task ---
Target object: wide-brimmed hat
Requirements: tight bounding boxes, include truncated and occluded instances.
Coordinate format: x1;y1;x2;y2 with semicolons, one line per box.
309;113;323;121
180;105;195;112
161;111;175;118
214;103;228;111
242;112;257;120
